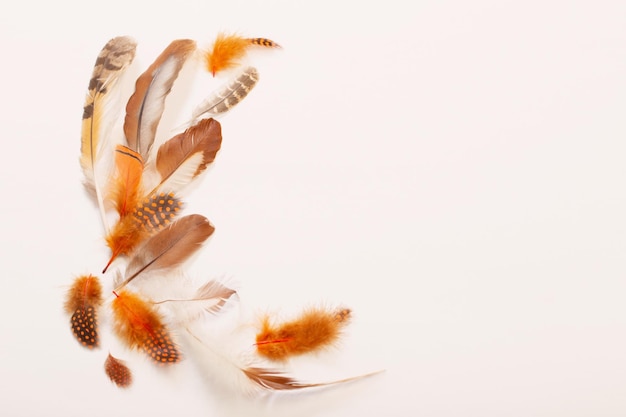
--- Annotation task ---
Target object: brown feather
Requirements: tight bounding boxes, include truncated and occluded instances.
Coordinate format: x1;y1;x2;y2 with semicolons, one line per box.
104;353;133;388
122;214;215;286
81;36;136;194
242;367;380;391
124;39;196;159
191;67;259;120
154;118;222;194
64;275;103;349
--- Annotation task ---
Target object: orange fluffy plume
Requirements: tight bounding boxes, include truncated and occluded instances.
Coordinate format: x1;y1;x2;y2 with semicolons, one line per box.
111;290;181;365
205;32;280;76
104;353;133;388
64;275;103;349
255;306;351;361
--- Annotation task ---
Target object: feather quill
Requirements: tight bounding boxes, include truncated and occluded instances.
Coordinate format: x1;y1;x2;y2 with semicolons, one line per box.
153;118;222;194
205;32;280;76
64;275;103;349
190;67;259;121
124;39;196;159
81;36;136;229
111;290;181;365
120;214;215;287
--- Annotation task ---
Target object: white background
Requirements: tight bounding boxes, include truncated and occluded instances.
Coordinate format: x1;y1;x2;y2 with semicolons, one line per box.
1;1;625;416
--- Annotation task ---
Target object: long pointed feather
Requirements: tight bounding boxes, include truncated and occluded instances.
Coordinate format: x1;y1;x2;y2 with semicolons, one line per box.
153;118;222;194
81;36;136;229
121;214;215;287
191;67;259;121
124;39;196;159
110;145;143;218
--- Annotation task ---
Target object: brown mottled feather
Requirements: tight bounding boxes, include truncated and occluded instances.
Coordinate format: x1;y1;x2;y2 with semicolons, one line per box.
104;353;133;388
191;67;259;120
65;275;103;349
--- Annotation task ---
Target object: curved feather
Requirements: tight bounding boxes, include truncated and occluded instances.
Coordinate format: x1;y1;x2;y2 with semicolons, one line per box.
121;214;215;287
124;39;196;160
191;67;259;121
154;118;222;194
81;36;136;229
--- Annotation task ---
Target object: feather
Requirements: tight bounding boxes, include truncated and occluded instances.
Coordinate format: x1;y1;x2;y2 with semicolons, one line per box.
153;118;222;194
120;214;215;287
190;67;259;121
205;32;280;76
111;290;181;365
255;306;351;361
104;353;133;388
242;367;380;391
103;191;184;272
153;279;237;318
81;36;136;229
184;325;379;393
64;275;103;349
110;145;144;218
124;39;196;159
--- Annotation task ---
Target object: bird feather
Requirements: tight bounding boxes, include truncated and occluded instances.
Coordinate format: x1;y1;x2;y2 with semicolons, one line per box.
191;67;259;121
124;39;196;159
121;214;215;287
81;36;136;229
153;118;222;194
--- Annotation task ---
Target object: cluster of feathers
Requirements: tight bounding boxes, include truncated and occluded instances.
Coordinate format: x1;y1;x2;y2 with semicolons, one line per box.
64;33;374;392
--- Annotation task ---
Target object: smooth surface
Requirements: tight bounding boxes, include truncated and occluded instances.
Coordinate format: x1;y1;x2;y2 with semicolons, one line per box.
1;1;625;416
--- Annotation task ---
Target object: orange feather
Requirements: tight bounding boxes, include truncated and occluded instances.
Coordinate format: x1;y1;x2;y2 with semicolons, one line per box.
255;306;351;361
205;32;280;76
104;353;133;388
111;290;181;365
64;275;103;349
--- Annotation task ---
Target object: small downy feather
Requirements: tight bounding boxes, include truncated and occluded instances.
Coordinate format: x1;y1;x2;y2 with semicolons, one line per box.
124;39;197;159
153;118;222;194
190;67;259;122
64;275;103;349
120;214;215;287
205;32;280;76
255;306;351;361
111;290;181;365
104;353;133;388
81;36;137;228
